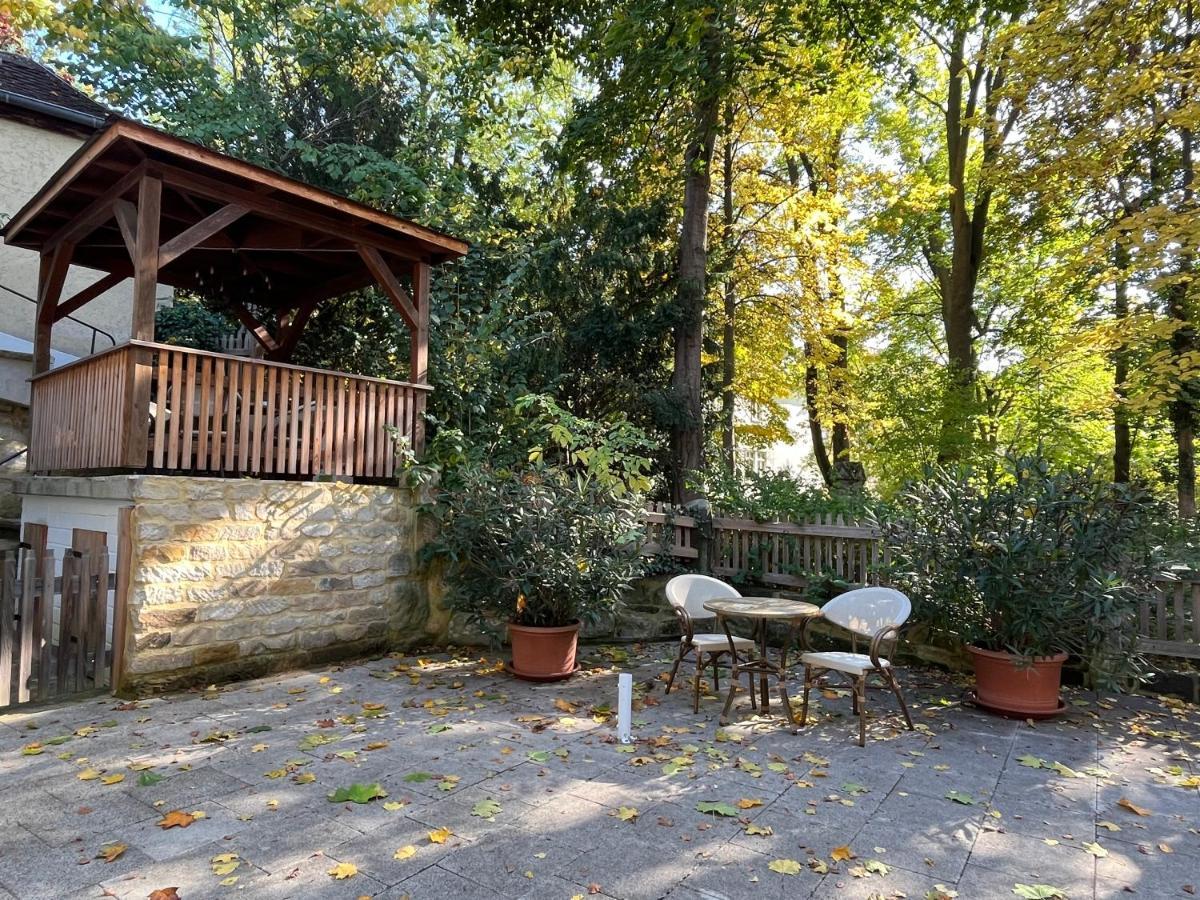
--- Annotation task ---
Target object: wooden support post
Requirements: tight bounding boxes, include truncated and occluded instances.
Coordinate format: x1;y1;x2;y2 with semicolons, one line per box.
113;198;138;261
411;261;430;455
110;507;133;695
55;272;127;322
411;261;430;384
127;175;161;468
158;202;248;268
33;243;73;375
131;175;162;341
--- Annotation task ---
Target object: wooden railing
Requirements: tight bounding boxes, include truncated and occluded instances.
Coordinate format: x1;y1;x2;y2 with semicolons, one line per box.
1138;575;1200;660
29;341;429;480
642;503;884;587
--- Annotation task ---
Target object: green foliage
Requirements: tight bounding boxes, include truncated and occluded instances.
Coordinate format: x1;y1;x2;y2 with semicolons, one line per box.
154;297;236;352
693;467;874;522
880;456;1169;685
429;464;646;634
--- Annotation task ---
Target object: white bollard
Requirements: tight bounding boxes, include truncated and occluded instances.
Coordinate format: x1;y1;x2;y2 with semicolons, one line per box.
617;672;633;744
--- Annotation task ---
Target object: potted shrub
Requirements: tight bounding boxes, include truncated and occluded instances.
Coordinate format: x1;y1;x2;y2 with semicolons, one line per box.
415;395;652;681
881;456;1163;716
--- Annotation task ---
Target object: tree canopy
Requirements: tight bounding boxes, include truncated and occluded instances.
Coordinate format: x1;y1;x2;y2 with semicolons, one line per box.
6;0;1197;512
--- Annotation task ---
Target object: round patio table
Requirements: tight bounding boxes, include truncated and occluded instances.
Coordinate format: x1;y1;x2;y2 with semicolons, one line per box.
703;596;820;730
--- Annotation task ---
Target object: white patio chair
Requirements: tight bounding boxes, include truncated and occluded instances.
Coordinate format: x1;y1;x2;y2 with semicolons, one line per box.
664;574;756;713
799;586;915;746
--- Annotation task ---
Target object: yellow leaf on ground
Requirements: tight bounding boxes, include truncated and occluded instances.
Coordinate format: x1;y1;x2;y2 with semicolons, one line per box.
1118;798;1152;817
98;843;127;863
78;768;102;781
394;846;417;860
211;853;240;876
737;798;764;809
327;862;357;880
614;806;639;821
101;773;125;785
428;827;452;844
554;699;577;714
251;743;268;753
768;859;803;875
157;810;195;829
831;845;855;862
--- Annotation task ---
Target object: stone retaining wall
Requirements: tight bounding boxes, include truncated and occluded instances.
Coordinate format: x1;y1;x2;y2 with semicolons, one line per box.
122;475;436;692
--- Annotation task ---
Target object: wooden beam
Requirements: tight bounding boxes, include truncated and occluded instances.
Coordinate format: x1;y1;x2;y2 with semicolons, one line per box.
158;202;249;268
112;199;138;260
39;162;146;253
229;302;280;353
270;298;320;361
131;175;162;341
156;161;425;263
411;261;430;385
33;243;74;374
357;245;418;329
55;271;127;321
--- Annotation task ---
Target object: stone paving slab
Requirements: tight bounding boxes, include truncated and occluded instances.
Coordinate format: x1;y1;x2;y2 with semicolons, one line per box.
0;642;1196;899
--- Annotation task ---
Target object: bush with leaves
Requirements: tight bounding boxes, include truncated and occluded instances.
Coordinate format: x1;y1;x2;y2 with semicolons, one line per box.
154;296;237;352
879;456;1169;686
412;394;652;641
692;466;877;522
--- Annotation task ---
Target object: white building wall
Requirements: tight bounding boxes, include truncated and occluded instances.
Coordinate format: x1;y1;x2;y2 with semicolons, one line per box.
0;117;171;396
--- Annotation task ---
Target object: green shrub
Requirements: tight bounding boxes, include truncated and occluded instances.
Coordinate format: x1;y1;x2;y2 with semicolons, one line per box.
880;456;1168;686
155;296;237;351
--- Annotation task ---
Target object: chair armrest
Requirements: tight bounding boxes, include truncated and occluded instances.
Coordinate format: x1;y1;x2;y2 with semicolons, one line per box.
672;605;695;643
869;624;902;669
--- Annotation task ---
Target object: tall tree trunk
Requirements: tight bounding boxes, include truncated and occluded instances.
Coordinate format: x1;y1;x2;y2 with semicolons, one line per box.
804;345;834;487
928;23;996;464
1171;117;1195;515
1112;235;1131;485
720;104;737;472
669;22;722;503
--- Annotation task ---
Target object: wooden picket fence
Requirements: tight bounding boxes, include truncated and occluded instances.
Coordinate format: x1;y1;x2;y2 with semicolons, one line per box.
642;503;884;587
1138;575;1200;660
0;548;118;708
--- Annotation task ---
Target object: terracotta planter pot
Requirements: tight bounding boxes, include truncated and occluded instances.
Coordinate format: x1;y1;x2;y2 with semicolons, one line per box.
508;621;581;682
968;645;1067;718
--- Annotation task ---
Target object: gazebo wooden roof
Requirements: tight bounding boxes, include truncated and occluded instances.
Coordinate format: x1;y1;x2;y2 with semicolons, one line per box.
2;118;468;376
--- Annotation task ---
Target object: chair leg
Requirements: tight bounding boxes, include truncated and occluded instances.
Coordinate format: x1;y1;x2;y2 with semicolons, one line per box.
799;665;813;726
851;682;860;716
745;653;756;709
778;679;798;734
856;675;867;747
693;650;704;714
712;654;720;692
665;641;686;695
884;667;915;730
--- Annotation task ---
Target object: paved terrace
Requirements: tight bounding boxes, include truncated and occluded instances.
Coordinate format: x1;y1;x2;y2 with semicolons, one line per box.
0;643;1197;900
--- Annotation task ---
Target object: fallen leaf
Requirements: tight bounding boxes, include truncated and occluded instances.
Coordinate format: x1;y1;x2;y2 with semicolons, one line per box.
382;801;407;811
745;824;773;836
472;799;502;820
97;842;127;863
1012;885;1066;899
211;852;240;876
394;846;417;860
614;806;639;821
695;801;739;817
327;783;387;804
157;810;195;829
428;827;453;844
831;845;855;862
737;798;764;809
101;773;125;785
292;772;316;785
768;858;803;876
1118;798;1152;817
148;889;180;900
1097;820;1121;832
1082;841;1108;858
327;862;357;880
78;768;102;781
945;791;976;805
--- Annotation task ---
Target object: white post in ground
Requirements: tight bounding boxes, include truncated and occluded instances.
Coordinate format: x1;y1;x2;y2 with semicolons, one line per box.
617;672;633;744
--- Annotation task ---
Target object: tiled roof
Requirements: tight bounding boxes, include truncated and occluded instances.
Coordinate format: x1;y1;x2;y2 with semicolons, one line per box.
0;50;111;123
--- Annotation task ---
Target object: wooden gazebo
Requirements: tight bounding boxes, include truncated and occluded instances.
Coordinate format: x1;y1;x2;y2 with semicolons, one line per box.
2;119;467;480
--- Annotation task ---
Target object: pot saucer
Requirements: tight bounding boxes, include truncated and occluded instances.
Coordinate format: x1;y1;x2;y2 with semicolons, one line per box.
505;661;581;683
963;689;1067;720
